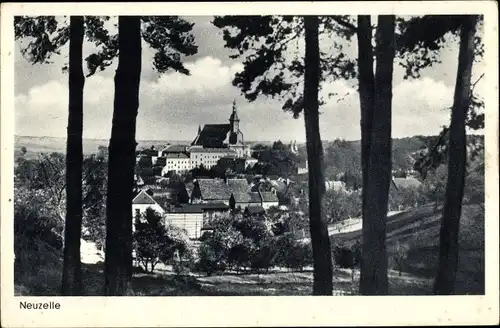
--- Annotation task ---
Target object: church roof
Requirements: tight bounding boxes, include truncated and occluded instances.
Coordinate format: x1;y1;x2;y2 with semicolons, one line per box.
192;124;231;148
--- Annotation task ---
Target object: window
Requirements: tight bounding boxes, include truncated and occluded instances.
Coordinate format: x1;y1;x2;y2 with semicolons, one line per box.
135;209;141;217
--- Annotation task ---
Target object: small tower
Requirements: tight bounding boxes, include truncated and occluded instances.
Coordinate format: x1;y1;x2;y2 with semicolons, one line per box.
229;99;240;134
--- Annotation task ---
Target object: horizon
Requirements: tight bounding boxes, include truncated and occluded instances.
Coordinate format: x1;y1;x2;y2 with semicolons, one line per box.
14;16;486;142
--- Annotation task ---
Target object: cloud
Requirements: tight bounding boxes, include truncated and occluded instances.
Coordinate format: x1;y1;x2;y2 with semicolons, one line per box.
15;58;456;143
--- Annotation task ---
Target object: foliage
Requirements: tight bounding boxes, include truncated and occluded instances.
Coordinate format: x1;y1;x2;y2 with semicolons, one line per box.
274;234;313;271
212;16;356;118
389;185;426;212
85;16;198;77
14;152;109;247
421;166;448;209
195;213;313;274
81;154;107;248
332;242;361;269
249;142;300;177
14;192;64;253
322;189;361;224
388;241;409;276
323;139;361;183
133;208;191;273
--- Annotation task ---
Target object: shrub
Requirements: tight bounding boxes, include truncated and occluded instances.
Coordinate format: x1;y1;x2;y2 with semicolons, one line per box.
134;208;192;274
195;242;227;276
274;234;312;271
250;236;277;272
332;241;361;269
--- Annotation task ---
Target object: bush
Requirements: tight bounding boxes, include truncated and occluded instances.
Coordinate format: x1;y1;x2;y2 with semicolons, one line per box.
274;234;313;271
250;236;277;272
195;242;227;276
332;242;361;269
134;208;193;274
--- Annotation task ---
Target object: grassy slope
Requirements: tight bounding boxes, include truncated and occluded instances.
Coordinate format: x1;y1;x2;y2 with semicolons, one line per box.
330;203;485;294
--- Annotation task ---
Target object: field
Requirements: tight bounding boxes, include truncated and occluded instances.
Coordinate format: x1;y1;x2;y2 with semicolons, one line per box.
14;204;484;296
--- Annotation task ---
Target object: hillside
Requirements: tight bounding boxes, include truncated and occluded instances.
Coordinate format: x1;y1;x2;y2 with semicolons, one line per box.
330;203;485;294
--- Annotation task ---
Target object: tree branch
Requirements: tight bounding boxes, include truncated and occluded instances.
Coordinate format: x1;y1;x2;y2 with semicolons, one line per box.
330;16;357;32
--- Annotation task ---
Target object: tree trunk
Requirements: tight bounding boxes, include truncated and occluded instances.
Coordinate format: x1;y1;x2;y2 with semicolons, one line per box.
104;16;142;296
434;15;477;295
360;15;396;295
61;16;85;296
357;15;375;225
303;15;333;295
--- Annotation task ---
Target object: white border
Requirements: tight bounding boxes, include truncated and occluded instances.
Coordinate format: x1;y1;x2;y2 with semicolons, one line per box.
1;2;499;327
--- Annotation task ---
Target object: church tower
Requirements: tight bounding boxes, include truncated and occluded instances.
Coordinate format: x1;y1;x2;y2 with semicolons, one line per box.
229;99;244;145
229;99;240;134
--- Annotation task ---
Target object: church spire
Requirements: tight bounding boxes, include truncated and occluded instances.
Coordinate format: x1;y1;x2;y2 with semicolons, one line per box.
229;99;239;122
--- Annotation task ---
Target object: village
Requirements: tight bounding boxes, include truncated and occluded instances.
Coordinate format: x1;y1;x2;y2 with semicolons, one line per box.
131;100;426;244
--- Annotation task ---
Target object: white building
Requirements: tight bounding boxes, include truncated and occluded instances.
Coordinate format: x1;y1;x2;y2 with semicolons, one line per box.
161;153;191;175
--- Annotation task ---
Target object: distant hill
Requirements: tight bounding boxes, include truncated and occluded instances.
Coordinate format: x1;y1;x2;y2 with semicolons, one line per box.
14;134;484;169
14;135;191;159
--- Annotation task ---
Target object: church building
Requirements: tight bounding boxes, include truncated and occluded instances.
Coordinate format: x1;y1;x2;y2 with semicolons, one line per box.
189;100;252;169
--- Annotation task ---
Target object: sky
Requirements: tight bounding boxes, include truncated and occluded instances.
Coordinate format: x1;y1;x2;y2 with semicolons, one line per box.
14;16;486;142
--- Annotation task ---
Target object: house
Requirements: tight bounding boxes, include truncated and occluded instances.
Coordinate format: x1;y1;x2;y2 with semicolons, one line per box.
166;202;229;239
132;190;166;232
217;155;247;173
389;176;424;211
132;188;229;239
391;176;423;191
325;180;347;192
258;190;279;210
244;205;266;216
161;153;191;175
230;191;262;210
161;144;188;156
189;146;236;170
191;178;234;205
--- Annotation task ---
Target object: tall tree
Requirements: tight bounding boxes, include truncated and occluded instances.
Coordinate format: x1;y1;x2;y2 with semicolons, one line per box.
213;15;355;295
303;15;333;295
359;15;396;295
434;15;478;295
61;16;85;296
356;17;375;277
84;16;197;295
14;16;111;295
104;16;142;296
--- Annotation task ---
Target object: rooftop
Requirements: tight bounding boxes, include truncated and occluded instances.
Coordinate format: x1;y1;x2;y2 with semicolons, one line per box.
132;190;157;205
189;147;236;153
391;177;423;191
192;124;231;148
165;153;190;159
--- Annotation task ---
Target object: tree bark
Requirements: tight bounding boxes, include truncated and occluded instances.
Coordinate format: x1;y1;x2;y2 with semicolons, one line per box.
303;15;333;295
357;15;375;220
104;16;142;296
360;15;396;295
434;15;477;295
61;16;85;296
